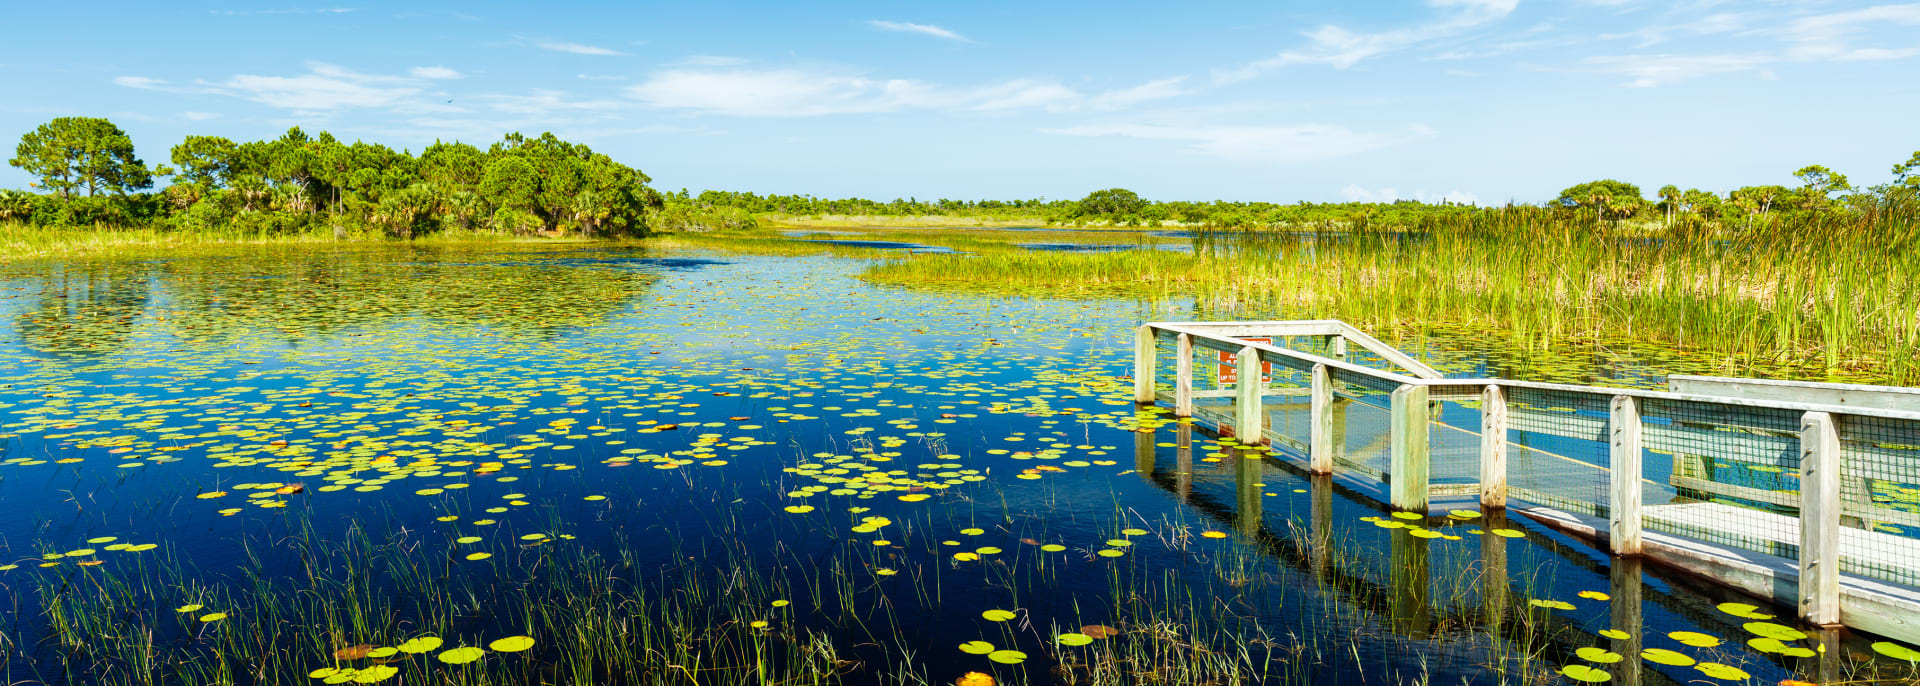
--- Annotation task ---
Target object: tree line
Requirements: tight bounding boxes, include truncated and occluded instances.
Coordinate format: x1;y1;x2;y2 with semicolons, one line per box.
0;116;705;237
5;116;1917;236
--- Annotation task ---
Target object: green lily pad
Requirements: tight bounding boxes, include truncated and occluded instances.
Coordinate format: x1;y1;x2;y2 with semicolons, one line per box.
959;641;995;655
1559;664;1611;682
981;609;1016;622
1640;648;1695;666
1872;641;1920;661
1057;633;1093;646
1575;647;1622;663
987;649;1027;664
1693;663;1750;680
437;646;485;664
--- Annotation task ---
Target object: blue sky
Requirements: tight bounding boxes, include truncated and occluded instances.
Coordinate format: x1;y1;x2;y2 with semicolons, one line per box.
2;1;1917;204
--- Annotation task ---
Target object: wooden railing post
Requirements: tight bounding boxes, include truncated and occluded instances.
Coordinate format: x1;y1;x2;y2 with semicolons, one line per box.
1480;384;1508;510
1800;410;1842;626
1330;335;1347;359
1174;333;1194;417
1389;383;1430;511
1134;325;1157;403
1309;363;1333;474
1235;345;1263;440
1609;395;1643;556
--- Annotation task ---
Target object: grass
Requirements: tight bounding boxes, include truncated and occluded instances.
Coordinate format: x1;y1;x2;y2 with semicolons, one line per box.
860;206;1920;385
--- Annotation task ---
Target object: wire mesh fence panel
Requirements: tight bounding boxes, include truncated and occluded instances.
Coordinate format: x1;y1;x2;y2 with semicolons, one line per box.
1329;368;1398;479
1503;386;1613;517
1257;350;1319;458
1835;414;1920;589
1635;398;1804;559
1186;334;1244;433
1152;328;1180;405
1428;398;1484;500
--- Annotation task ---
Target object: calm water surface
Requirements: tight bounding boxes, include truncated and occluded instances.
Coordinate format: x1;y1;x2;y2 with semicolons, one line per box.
0;245;1907;684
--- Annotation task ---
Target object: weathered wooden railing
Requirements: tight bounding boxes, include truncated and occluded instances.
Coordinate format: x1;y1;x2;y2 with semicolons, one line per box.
1135;320;1920;642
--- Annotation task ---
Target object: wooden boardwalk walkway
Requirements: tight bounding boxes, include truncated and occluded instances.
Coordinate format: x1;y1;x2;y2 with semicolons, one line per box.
1135;319;1920;644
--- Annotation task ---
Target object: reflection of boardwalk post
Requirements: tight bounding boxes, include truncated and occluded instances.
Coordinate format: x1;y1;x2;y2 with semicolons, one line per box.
1176;422;1193;503
1609;557;1644;685
1391;528;1432;639
1481;510;1511;633
1236;448;1263;536
1310;473;1332;586
1813;626;1844;684
1134;428;1156;475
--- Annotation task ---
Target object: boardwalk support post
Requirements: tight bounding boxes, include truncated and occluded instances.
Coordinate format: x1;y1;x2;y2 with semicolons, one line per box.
1134;325;1156;403
1310;363;1333;474
1800;411;1842;626
1480;384;1508;510
1390;383;1430;511
1609;395;1643;556
1175;333;1194;417
1235;345;1262;440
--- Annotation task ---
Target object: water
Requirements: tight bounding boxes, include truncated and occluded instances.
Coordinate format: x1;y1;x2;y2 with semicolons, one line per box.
0;245;1909;684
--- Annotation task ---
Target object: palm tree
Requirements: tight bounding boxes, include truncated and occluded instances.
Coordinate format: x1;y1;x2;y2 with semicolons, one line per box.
0;189;37;223
569;190;610;236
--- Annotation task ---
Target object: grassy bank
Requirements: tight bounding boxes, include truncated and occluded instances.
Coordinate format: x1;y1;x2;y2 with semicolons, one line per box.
862;207;1920;385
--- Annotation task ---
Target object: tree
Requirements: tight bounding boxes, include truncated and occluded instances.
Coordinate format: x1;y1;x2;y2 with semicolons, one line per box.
1553;179;1646;220
1656;184;1681;225
0;188;34;222
1891;151;1920;190
478;156;538;214
1075;188;1148;220
10;117;154;199
170;135;242;187
1792;164;1851;211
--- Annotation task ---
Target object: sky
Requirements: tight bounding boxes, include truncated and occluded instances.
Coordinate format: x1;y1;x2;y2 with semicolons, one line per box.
2;0;1917;205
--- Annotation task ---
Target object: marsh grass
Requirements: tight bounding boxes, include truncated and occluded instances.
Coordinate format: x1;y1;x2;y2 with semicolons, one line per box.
862;206;1920;384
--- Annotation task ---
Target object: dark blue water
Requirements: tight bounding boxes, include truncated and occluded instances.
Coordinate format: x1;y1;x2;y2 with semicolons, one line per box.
0;246;1910;685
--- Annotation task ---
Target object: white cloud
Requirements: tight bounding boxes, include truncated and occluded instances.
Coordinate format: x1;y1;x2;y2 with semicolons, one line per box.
1341;185;1480;205
182;111;221;121
1599;12;1746;48
1777;4;1920;62
113;76;170;90
1215;0;1517;82
678;55;748;67
1580;53;1775;87
577;73;627;81
1089;76;1189;111
210;8;353;15
409;66;462;79
219;63;421;110
1041;123;1435;163
628;69;940;116
628;66;1190;117
868;20;970;42
537;41;628;56
482;90;628;114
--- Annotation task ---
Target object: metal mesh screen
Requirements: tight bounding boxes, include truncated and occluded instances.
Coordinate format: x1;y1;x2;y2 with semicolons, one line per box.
1330;368;1395;479
1637;398;1804;559
1258;350;1318;457
1835;414;1920;588
1428;398;1483;498
1504;387;1612;517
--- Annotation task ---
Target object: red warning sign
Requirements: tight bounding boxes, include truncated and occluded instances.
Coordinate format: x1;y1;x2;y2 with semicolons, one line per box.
1217;337;1272;385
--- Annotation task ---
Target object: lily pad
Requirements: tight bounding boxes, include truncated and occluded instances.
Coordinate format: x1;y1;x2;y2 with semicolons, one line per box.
1057;633;1093;646
986;649;1027;664
437;646;485;664
1558;665;1611;682
959;640;995;655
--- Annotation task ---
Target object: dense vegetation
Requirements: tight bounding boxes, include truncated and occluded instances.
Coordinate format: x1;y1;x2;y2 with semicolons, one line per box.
7;116;1918;240
3;117;670;238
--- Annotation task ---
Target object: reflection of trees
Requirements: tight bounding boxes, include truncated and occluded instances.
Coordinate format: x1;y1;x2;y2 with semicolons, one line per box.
10;262;155;359
151;247;661;347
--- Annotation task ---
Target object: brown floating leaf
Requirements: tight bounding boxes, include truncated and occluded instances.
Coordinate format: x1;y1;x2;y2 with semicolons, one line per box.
1080;624;1119;639
334;644;375;660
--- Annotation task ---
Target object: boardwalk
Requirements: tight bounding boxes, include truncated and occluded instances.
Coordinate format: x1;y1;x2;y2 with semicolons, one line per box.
1135;319;1920;644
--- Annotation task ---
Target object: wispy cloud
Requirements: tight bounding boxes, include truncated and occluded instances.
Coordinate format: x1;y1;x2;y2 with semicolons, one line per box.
1215;0;1516;82
209;8;353;16
536;40;628;56
677;55;748;67
181;111;221;121
1579;53;1774;87
114;62;443;112
627;67;1192;117
408;66;462;79
1040;123;1435;163
1580;4;1920;87
1776;4;1920;62
1088;77;1189;111
868;20;971;42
